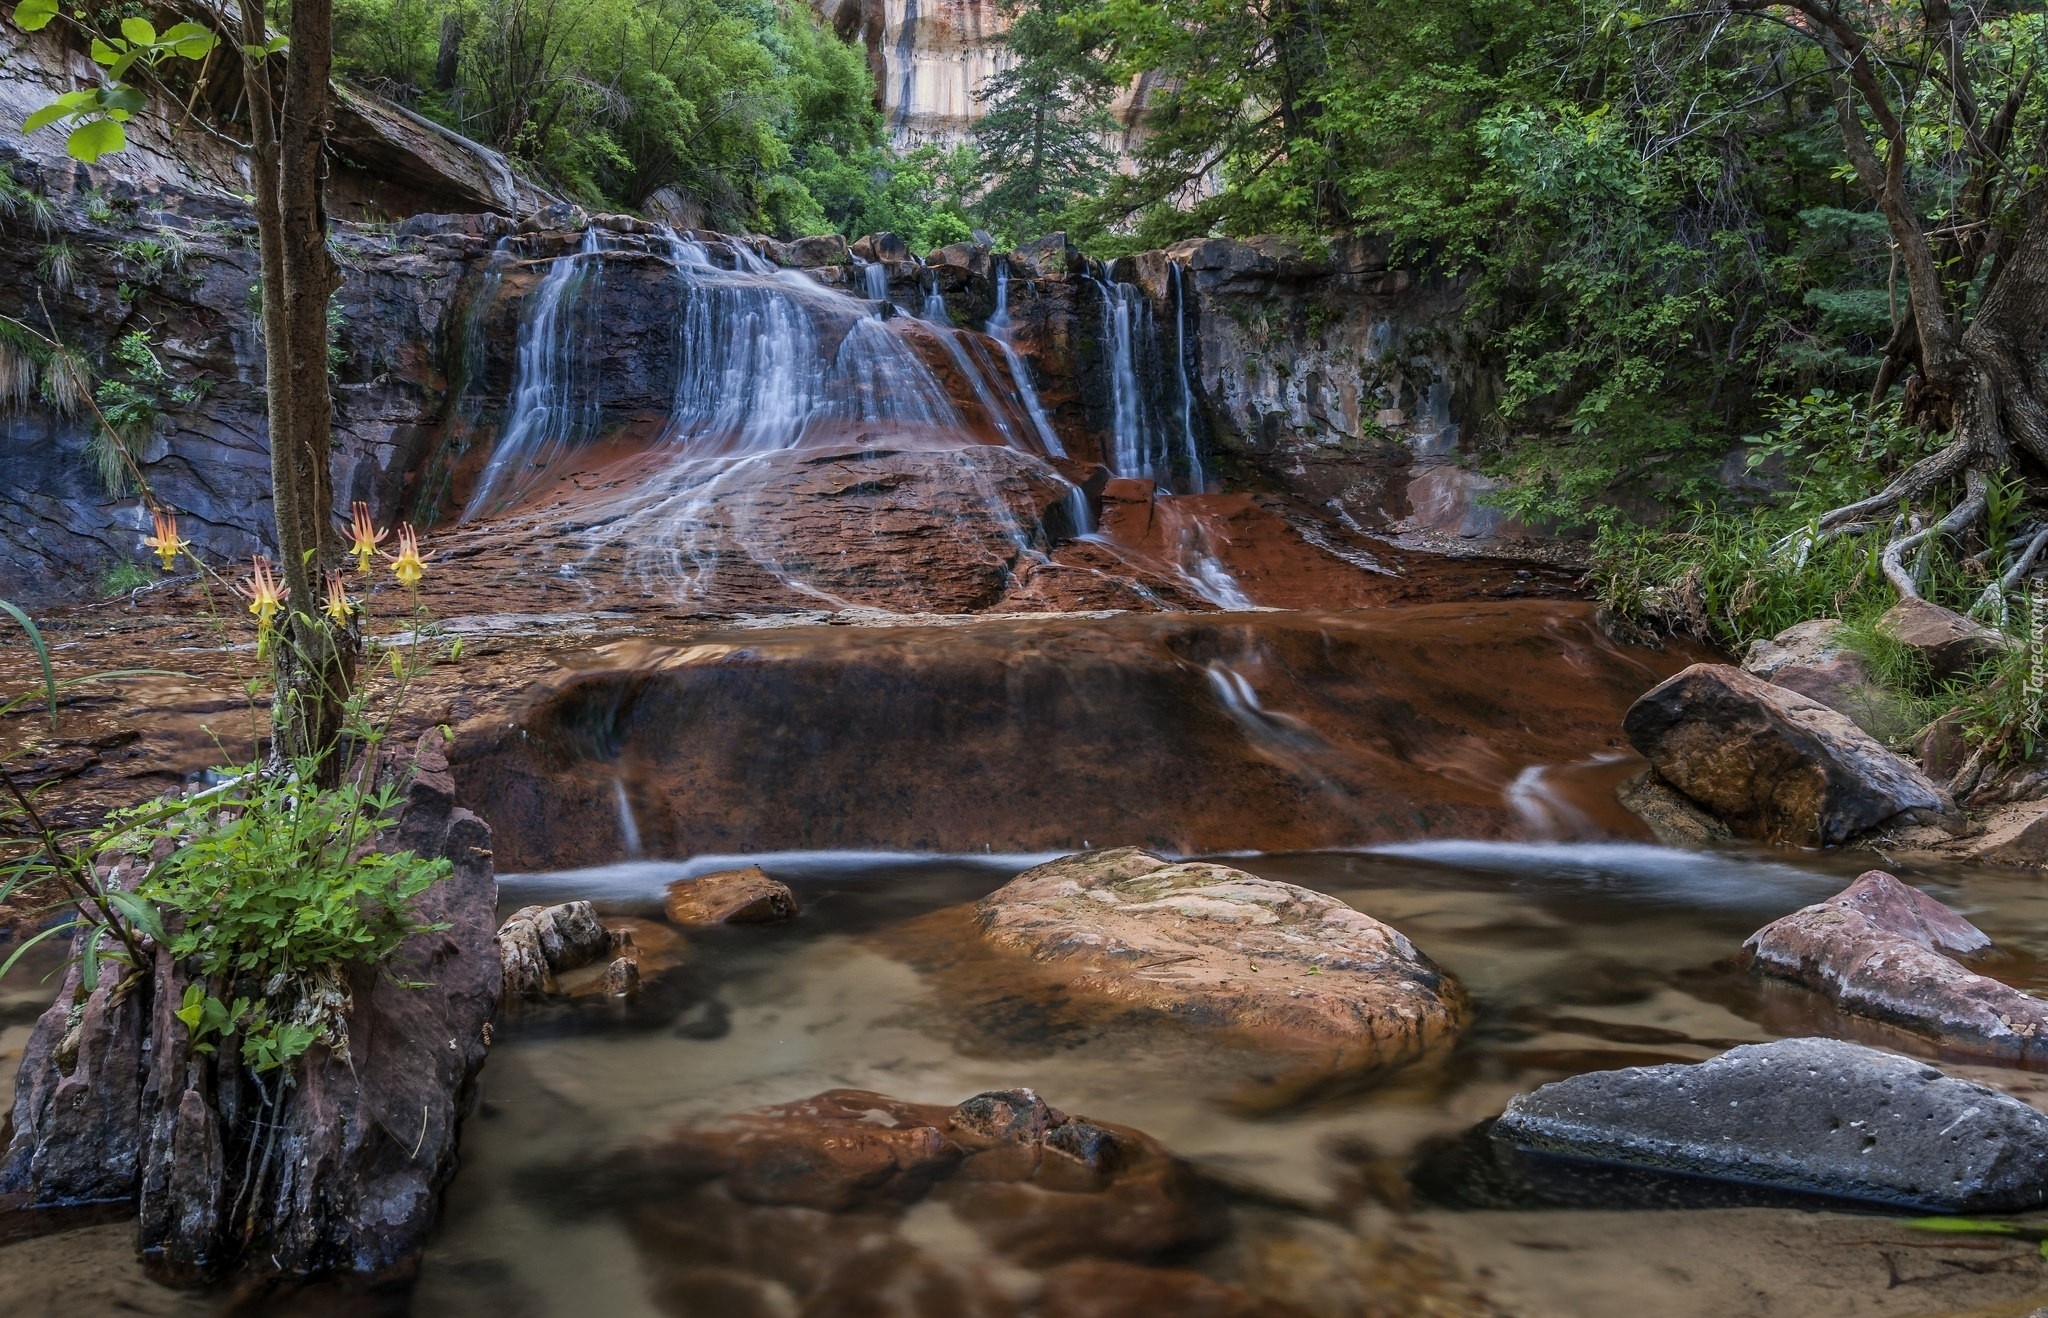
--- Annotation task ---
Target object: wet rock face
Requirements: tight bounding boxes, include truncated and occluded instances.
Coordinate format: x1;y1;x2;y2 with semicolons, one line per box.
0;748;501;1281
610;1087;1231;1315
1624;663;1954;846
971;849;1464;1078
1744;871;2048;1061
454;602;1689;869
664;867;799;926
1492;1037;2048;1213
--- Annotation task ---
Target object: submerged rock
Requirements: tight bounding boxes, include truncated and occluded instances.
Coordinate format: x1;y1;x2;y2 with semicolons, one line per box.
1623;663;1954;845
664;867;799;926
1493;1037;2048;1212
613;1086;1227;1315
1744;870;2048;1061
969;849;1464;1080
1614;770;1732;848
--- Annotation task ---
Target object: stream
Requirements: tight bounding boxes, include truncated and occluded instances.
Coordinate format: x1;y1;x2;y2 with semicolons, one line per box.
5;225;2047;1316
10;845;2048;1315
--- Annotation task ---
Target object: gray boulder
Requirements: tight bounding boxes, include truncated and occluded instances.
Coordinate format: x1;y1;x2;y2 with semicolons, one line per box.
1493;1038;2048;1212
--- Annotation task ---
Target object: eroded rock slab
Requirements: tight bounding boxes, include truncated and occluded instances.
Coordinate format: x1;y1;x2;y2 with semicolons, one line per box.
1493;1038;2048;1212
1878;597;2008;679
1623;663;1953;845
971;850;1464;1076
1744;871;2048;1061
664;867;799;926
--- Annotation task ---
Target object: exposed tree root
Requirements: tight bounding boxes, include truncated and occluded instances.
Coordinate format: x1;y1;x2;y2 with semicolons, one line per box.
1880;469;1989;598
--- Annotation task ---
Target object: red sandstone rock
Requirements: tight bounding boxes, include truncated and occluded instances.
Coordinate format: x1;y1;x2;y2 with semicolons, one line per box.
665;867;799;926
1744;871;2048;1061
1624;663;1955;846
1878;597;2009;678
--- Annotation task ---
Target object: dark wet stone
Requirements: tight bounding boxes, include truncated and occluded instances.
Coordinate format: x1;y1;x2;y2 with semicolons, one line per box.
1624;663;1956;845
1492;1037;2048;1212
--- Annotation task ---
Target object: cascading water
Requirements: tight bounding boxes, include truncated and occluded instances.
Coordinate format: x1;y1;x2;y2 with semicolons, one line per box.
988;263;1066;459
1089;266;1209;493
1169;262;1208;490
656;233;963;453
462;228;607;519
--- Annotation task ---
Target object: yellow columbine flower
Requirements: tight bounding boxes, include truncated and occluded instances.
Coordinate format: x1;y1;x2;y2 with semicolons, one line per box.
321;570;356;627
141;510;191;572
234;556;287;632
346;501;388;575
385;523;431;588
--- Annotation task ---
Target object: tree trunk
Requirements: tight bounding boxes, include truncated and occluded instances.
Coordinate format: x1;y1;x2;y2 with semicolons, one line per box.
239;0;355;783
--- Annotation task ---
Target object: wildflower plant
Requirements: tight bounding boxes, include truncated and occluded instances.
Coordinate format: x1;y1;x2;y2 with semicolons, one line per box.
1;492;458;1079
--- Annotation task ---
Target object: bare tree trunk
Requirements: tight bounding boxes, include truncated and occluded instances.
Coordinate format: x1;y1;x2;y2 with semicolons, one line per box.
239;0;355;783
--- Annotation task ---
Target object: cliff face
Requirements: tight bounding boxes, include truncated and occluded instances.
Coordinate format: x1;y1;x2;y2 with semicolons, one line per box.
819;0;1149;149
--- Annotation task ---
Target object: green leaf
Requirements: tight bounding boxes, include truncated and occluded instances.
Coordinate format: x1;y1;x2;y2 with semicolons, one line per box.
1905;1218;2021;1235
0;920;78;982
0;600;57;729
20;102;68;136
10;0;57;31
107;50;140;81
162;21;214;57
106;889;166;944
65;116;126;163
89;36;122;64
117;15;153;44
103;83;145;115
174;981;204;1029
80;929;99;991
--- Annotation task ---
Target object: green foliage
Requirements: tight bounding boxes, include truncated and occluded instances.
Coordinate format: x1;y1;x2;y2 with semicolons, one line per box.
129;761;449;1072
99;561;152;596
969;0;1119;245
12;5;217;163
331;0;934;237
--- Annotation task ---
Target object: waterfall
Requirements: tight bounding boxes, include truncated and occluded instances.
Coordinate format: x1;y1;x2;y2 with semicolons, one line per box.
462;228;606;519
1169;262;1207;491
658;233;962;453
1091;270;1213;494
988;263;1067;459
861;258;889;303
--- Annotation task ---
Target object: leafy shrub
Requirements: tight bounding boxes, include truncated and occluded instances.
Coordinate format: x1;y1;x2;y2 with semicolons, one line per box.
100;562;152;596
126;760;450;1072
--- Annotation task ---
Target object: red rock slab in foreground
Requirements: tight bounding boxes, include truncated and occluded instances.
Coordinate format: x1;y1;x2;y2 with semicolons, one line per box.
1745;870;2048;1063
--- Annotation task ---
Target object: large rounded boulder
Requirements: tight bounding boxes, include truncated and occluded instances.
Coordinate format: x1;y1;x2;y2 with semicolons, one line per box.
968;849;1465;1090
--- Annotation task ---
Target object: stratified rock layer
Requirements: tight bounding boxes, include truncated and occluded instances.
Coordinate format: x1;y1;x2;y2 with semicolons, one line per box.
1493;1038;2048;1212
1745;870;2048;1061
971;849;1464;1071
1624;663;1952;845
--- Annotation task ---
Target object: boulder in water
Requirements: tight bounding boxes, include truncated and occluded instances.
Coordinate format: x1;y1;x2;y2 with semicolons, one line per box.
664;867;799;926
1744;870;2048;1061
1623;663;1955;845
970;849;1464;1076
1492;1037;2048;1212
617;1086;1223;1266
